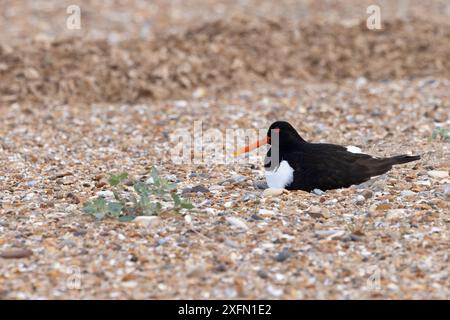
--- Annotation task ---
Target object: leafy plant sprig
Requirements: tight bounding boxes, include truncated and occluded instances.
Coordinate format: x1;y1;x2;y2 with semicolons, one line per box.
429;127;449;142
83;167;194;221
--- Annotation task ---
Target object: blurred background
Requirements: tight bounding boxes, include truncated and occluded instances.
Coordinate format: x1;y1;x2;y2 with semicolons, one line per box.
1;0;450;43
1;0;449;105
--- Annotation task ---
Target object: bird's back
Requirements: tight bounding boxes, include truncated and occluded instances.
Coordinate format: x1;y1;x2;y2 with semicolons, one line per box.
282;142;419;191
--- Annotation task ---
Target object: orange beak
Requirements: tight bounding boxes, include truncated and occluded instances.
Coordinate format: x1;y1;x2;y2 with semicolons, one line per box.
233;136;269;156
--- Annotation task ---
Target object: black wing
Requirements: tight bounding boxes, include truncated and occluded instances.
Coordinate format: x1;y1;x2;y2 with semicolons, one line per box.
282;147;415;191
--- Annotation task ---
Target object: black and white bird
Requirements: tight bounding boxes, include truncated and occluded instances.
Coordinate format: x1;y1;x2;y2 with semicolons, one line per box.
234;121;420;191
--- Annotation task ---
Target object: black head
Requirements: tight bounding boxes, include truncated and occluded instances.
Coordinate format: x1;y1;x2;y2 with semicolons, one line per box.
267;121;305;147
233;121;305;157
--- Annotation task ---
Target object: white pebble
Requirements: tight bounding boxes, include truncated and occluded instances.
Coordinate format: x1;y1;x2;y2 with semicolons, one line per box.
224;201;233;208
352;195;366;205
266;285;283;297
262;188;286;197
225;216;249;230
258;209;275;216
386;209;407;220
96;191;115;200
427;170;448;179
400;190;416;197
134;216;161;228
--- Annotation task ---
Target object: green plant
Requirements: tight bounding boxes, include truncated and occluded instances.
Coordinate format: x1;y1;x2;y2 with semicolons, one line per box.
83;167;194;221
429;127;450;141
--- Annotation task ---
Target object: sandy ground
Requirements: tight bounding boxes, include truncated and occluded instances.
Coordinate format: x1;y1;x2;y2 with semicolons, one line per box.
0;1;449;299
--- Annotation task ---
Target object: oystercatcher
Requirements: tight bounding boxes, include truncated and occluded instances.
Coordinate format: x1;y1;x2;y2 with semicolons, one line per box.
234;121;420;191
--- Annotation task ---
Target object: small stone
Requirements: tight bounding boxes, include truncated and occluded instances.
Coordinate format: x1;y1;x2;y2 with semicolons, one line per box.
242;193;256;202
156;238;168;246
315;229;346;240
0;248;33;259
416;180;431;186
262;188;286;197
273;248;291;262
26;180;38;187
257;270;269;279
253;180;268;190
355;77;367;88
24;67;40;80
362;189;373;199
308;206;322;214
134;216;161;228
209;185;224;192
189;172;210;178
218;175;246;185
375;203;392;211
61;239;77;248
122;281;138;288
258;209;275;216
174;100;188;108
215;263;227;272
62;176;76;185
443;184;450;200
66;192;81;204
387;283;399;291
307;212;320;219
400;190;416;197
93;174;104;181
182;185;210;194
427;170;448;179
342;234;364;242
250;214;263;221
165;174;178;182
192;87;206;98
266;284;283;297
45;211;72;219
95;179;108;188
24;193;35;201
386;209;407;220
231;175;246;184
225;216;249;230
352;195;366;205
65;204;78;212
73;230;87;237
52;172;72;180
312;188;325;195
96;191;115;200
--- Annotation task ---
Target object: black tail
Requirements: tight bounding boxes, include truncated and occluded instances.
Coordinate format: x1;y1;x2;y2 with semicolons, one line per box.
365;154;420;177
389;155;421;165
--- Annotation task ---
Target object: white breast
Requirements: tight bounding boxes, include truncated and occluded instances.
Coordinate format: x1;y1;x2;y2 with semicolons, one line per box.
265;160;294;188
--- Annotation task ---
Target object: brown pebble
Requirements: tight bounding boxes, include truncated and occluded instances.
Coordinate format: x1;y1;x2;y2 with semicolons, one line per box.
52;172;72;180
93;174;104;181
66;192;81;204
0;248;33;259
362;189;373;199
95;179;108;188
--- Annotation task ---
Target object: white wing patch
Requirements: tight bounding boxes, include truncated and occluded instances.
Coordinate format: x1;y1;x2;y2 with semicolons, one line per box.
265;160;294;188
346;145;362;154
